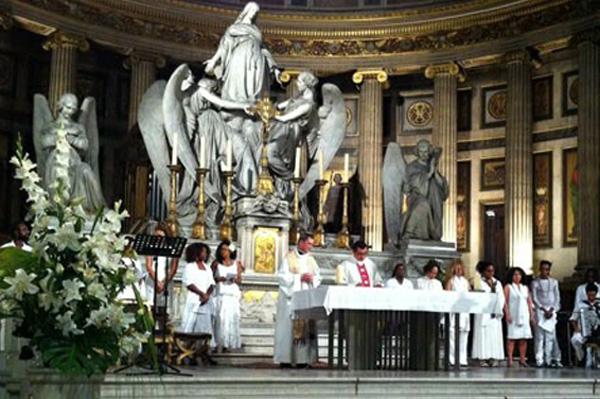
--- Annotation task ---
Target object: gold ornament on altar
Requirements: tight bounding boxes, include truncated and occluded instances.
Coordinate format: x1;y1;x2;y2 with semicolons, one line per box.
165;164;182;237
253;227;278;274
248;96;281;196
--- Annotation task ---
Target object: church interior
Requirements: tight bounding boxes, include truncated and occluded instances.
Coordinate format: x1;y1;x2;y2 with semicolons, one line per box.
0;0;599;397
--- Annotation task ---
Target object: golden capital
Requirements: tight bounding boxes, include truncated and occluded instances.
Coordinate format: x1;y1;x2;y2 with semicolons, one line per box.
123;51;166;70
279;69;301;83
42;31;90;52
352;69;388;85
0;10;14;31
424;62;466;82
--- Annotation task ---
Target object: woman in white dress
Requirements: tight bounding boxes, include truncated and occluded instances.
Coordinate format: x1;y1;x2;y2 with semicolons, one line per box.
211;239;243;351
417;260;443;291
386;263;414;290
144;224;178;308
444;259;470;367
504;267;534;367
472;261;505;367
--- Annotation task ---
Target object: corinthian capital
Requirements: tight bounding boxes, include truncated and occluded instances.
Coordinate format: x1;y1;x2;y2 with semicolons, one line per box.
42;31;90;52
424;62;466;82
352;69;388;85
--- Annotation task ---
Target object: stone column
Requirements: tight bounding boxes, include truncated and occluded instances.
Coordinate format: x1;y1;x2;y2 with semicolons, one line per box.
123;51;165;130
576;29;600;270
425;62;464;244
504;50;533;273
353;69;387;251
280;69;301;99
42;31;89;110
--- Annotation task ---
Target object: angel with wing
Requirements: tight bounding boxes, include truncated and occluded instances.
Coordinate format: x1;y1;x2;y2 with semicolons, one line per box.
33;93;106;213
383;139;448;246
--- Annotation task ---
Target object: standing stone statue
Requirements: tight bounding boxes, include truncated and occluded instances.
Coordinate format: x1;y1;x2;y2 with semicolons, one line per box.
383;139;448;245
33;93;106;213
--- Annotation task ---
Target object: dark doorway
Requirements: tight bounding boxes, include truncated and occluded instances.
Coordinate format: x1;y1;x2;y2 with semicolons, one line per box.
482;203;506;281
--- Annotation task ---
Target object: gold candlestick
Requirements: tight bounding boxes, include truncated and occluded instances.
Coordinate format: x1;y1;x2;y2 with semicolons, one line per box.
289;176;302;245
249;96;280;196
336;181;350;249
191;167;209;239
220;170;235;241
165;165;182;237
313;179;327;247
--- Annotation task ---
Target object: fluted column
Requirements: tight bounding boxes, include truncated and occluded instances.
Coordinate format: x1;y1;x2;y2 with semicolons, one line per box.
353;69;387;251
504;50;533;273
42;31;89;110
124;51;165;130
425;62;464;244
576;29;600;270
280;69;301;99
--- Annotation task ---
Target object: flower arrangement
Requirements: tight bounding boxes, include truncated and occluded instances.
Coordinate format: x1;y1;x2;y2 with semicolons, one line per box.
0;135;151;376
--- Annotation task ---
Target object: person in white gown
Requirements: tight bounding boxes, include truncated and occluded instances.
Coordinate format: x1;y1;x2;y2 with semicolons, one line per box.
336;240;383;287
386;263;414;290
211;239;243;351
274;232;321;367
503;267;534;367
444;259;470;367
570;283;600;368
144;224;178;307
472;261;505;367
417;260;443;291
574;269;600;306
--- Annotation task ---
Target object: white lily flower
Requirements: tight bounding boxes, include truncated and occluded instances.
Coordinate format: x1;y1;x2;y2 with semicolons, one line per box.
3;269;39;300
62;279;85;303
56;311;84;337
87;282;108;303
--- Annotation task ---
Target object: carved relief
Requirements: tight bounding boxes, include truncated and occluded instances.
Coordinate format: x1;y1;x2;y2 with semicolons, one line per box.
487;91;507;120
407;101;433;128
253;227;279;274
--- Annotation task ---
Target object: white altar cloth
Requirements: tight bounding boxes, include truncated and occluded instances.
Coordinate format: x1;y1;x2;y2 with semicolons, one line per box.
292;286;503;318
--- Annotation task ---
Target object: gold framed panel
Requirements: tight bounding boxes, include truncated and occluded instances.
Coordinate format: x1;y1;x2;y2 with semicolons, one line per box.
533;152;552;248
253;227;280;274
480;158;505;191
457;161;471;252
562;148;578;247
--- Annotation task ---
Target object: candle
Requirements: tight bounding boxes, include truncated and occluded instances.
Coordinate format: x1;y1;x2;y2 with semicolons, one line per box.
318;150;324;180
226;140;232;171
199;136;206;169
343;153;349;182
171;132;178;166
294;147;301;178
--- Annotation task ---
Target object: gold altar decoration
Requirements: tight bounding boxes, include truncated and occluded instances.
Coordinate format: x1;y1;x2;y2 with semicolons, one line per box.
220;170;234;241
313;179;327;247
191;167;209;239
253;227;279;274
249;96;281;196
336;181;351;249
289;176;302;245
165;164;182;237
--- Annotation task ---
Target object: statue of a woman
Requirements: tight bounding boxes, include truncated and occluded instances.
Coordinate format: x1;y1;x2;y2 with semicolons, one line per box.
204;2;280;103
34;93;106;213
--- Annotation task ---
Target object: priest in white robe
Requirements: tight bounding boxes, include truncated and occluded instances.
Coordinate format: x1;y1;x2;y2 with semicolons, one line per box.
274;232;322;367
336;240;383;287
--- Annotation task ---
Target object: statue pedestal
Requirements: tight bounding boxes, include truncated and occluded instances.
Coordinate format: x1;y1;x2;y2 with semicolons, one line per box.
401;239;460;278
234;195;292;276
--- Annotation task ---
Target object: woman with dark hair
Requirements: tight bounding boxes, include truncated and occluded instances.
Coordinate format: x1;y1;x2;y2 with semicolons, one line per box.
472;261;505;367
180;243;215;340
386;263;413;290
212;239;243;351
417;260;443;291
504;267;534;367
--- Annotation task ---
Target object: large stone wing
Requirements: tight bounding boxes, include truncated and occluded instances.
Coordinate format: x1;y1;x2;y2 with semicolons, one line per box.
163;63;197;183
139;81;170;200
79;97;101;182
383;142;407;247
32;94;53;180
299;83;345;199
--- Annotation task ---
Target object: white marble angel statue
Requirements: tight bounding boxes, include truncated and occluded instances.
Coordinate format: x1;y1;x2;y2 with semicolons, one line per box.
33;93;106;213
383;139;448;246
138;64;257;230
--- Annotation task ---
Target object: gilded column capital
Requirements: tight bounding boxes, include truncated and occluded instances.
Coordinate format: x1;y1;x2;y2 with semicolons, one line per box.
123;50;166;70
0;9;14;31
42;31;90;52
279;69;302;83
352;69;388;85
424;62;466;82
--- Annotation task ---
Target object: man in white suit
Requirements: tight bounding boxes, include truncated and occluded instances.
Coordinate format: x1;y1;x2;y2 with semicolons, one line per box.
336;240;383;287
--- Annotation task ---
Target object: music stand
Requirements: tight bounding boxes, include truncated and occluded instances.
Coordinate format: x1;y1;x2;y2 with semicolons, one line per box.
126;234;188;376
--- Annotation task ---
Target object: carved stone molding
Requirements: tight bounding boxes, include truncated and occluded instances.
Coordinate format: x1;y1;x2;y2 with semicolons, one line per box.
352;69;388;85
122;50;166;71
42;31;90;52
0;9;14;31
503;48;542;69
424;62;466;82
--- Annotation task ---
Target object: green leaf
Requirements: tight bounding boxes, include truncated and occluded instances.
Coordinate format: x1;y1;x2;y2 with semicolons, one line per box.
0;247;38;282
133;285;158;370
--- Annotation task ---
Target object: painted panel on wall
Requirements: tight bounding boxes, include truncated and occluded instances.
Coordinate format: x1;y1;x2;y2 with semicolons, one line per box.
563;148;578;246
533;152;552;248
457;89;472;132
457;161;471;252
532;75;553;122
562;71;578;117
480;158;505;191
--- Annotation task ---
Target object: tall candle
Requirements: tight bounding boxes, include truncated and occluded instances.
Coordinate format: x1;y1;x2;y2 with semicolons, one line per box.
343;153;349;182
226;140;232;171
199;136;206;169
318;150;324;180
171;132;178;166
294;147;301;178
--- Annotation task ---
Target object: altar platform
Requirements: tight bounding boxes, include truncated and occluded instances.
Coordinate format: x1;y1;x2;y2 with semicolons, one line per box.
101;366;600;399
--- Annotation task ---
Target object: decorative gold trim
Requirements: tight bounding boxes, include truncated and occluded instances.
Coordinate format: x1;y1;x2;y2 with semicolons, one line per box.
279;69;301;83
424;62;466;82
42;31;90;52
352;69;388;84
